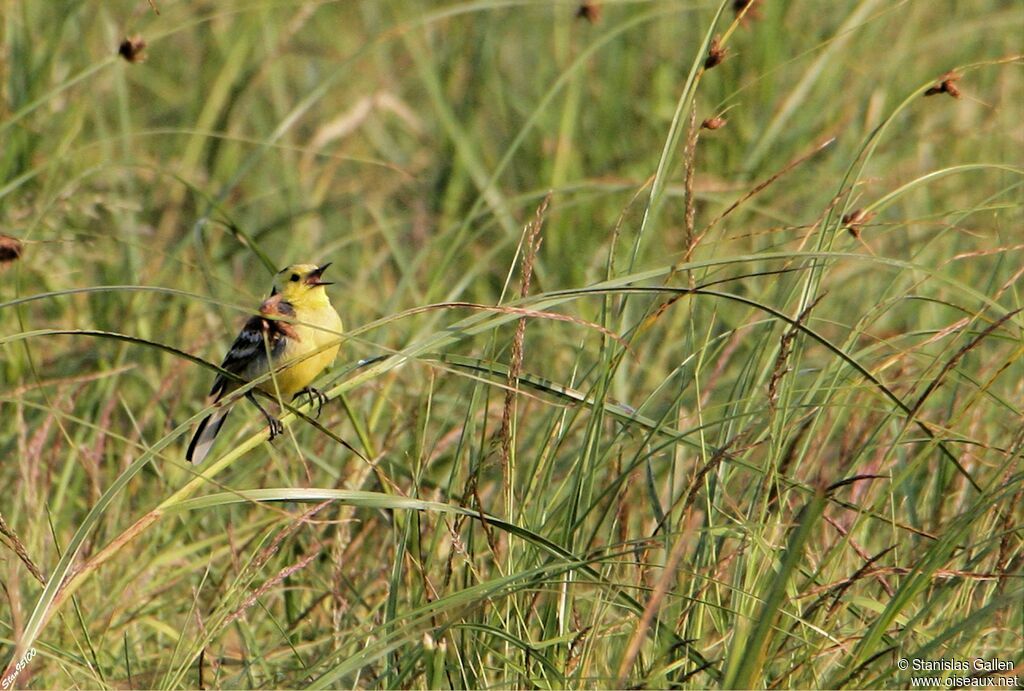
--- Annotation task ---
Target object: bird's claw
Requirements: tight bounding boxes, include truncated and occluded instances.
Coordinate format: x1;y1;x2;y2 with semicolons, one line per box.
268;417;284;440
295;387;329;418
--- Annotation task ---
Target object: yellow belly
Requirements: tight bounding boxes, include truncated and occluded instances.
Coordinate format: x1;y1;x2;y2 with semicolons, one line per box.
257;305;342;398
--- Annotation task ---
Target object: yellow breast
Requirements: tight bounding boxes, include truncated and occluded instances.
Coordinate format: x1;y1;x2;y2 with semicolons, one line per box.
257;304;343;398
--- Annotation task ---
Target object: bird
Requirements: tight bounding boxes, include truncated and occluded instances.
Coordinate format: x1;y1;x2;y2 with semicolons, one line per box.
185;263;344;464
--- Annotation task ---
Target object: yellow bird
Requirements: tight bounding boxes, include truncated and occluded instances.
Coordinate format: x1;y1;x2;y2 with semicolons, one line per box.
186;263;344;464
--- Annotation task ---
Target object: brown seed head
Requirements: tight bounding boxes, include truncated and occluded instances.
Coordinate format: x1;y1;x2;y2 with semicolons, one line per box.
118;36;147;63
576;1;602;23
842;209;876;238
0;234;23;267
733;0;762;23
704;37;727;70
924;70;961;99
701;116;728;130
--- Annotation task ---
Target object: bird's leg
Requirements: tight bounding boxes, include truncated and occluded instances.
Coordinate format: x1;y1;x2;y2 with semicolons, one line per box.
246;391;284;439
293;386;328;418
292;388;316;414
314;388;329;416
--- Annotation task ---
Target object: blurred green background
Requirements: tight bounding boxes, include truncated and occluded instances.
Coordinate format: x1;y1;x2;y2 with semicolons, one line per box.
1;0;1021;688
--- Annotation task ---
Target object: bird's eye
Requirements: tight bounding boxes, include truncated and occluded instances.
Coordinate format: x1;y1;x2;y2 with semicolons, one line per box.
290;273;300;282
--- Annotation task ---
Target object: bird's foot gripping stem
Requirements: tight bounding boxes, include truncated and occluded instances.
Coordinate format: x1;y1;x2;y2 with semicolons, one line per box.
294;386;329;418
247;392;284;440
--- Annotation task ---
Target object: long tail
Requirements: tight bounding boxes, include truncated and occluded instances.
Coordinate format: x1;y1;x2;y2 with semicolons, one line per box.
185;406;232;464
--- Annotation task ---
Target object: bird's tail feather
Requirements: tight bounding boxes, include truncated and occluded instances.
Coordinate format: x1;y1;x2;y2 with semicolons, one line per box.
186;406;232;464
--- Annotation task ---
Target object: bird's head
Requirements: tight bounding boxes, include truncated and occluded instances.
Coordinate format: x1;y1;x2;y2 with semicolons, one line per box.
273;263;334;306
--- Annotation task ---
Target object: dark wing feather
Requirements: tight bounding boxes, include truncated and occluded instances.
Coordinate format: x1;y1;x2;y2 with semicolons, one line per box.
209;315;270;397
209;299;297;398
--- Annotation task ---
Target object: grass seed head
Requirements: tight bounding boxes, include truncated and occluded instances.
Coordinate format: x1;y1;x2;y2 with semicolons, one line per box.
0;234;23;268
576;1;602;23
705;36;728;70
842;208;877;237
734;0;763;24
118;36;147;63
924;70;962;98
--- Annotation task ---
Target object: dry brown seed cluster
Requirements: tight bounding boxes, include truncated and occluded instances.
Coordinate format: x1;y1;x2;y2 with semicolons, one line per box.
0;234;23;268
705;37;728;70
842;209;876;238
576;1;602;23
925;71;961;99
733;0;763;23
118;36;147;63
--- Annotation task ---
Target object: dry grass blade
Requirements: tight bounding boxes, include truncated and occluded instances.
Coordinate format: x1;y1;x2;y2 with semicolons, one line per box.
653;430;751;537
0;513;45;585
910;307;1023;416
251;500;332;574
225;549;321;627
399;300;631;352
499;194;549;514
768;293;826;412
822;516;896;598
614;518;695;685
699;136;837;240
683;104;699;256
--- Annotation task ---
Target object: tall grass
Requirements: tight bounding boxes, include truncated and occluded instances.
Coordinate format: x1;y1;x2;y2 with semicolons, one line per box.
1;0;1021;688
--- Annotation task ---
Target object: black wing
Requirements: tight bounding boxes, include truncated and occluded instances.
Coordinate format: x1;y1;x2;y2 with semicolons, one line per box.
209;315;269;398
208;299;296;398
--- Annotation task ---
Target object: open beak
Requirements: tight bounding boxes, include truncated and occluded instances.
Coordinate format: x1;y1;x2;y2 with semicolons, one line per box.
307;263;334;286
